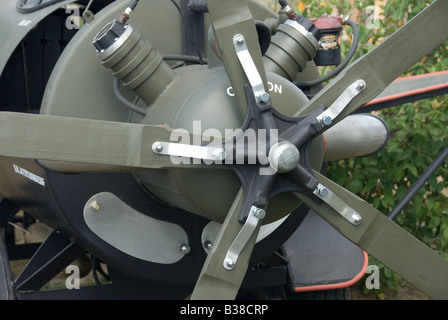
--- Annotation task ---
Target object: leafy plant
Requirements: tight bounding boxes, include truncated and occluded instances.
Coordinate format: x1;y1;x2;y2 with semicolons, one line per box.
270;0;448;295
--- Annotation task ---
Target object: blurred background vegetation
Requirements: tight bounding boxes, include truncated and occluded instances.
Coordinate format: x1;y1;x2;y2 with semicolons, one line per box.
262;0;448;297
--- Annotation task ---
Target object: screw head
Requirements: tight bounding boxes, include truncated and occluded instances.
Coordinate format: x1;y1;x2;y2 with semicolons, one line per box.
317;186;329;197
204;241;213;250
235;36;245;45
225;259;235;269
252;207;266;219
352;213;362;225
179;243;191;254
356;80;366;91
153;143;163;153
212;149;227;161
319;115;333;126
257;92;270;102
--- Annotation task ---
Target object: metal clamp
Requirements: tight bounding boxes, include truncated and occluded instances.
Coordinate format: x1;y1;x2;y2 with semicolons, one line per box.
233;34;270;103
316;79;366;127
152;142;226;162
313;183;362;225
223;206;265;270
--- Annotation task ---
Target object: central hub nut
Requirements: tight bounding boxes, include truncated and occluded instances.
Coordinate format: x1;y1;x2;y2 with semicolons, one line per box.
268;141;300;173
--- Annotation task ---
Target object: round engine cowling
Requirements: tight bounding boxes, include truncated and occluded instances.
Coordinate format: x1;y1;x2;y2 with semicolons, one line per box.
131;66;324;223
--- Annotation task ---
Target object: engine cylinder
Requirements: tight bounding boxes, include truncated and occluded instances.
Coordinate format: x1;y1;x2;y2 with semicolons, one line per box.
263;18;321;80
93;20;176;107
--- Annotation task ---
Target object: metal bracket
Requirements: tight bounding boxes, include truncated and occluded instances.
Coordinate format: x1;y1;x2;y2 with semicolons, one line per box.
152;141;226;162
313;183;362;225
223;206;265;270
233;34;270;103
316;79;366;127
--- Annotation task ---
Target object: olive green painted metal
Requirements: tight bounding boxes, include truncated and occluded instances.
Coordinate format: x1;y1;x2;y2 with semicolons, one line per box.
40;0;184;122
191;187;256;300
0;0;447;300
206;0;268;116
0;112;203;170
94;22;177;108
83;192;189;264
296;171;448;300
0;0;76;77
190;0;271;299
190;0;448;300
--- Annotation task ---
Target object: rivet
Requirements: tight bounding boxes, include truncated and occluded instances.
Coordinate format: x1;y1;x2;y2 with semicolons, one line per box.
153;143;163;153
225;259;235;269
179;243;191;254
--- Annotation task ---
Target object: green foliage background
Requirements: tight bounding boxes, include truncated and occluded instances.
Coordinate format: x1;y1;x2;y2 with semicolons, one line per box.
272;0;448;294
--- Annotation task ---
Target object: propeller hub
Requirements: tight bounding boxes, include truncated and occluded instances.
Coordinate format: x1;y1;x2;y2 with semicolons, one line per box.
268;141;300;173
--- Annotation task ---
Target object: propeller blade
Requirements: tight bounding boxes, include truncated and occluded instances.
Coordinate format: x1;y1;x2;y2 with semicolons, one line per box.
207;0;267;117
0;112;206;171
294;170;448;300
191;187;262;300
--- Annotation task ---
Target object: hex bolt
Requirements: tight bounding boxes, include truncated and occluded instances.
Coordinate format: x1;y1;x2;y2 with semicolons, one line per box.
317;186;329;197
257;92;270;103
319;115;333;126
252;207;266;219
178;243;191;254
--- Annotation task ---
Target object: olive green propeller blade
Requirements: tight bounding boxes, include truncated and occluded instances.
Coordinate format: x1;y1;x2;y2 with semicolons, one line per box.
0;112;203;171
296;171;448;300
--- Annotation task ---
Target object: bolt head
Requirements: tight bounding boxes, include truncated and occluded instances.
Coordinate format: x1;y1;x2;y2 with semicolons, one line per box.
204;241;213;250
179;243;191;254
356;80;366;91
257;92;270;103
153;143;163;153
319;116;333;126
352;213;362;225
212;149;227;161
225;259;235;269
235;36;245;45
318;186;329;197
252;207;266;219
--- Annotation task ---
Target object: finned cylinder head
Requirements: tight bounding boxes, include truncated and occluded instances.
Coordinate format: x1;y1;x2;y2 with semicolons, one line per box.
93;20;176;107
263;18;321;81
